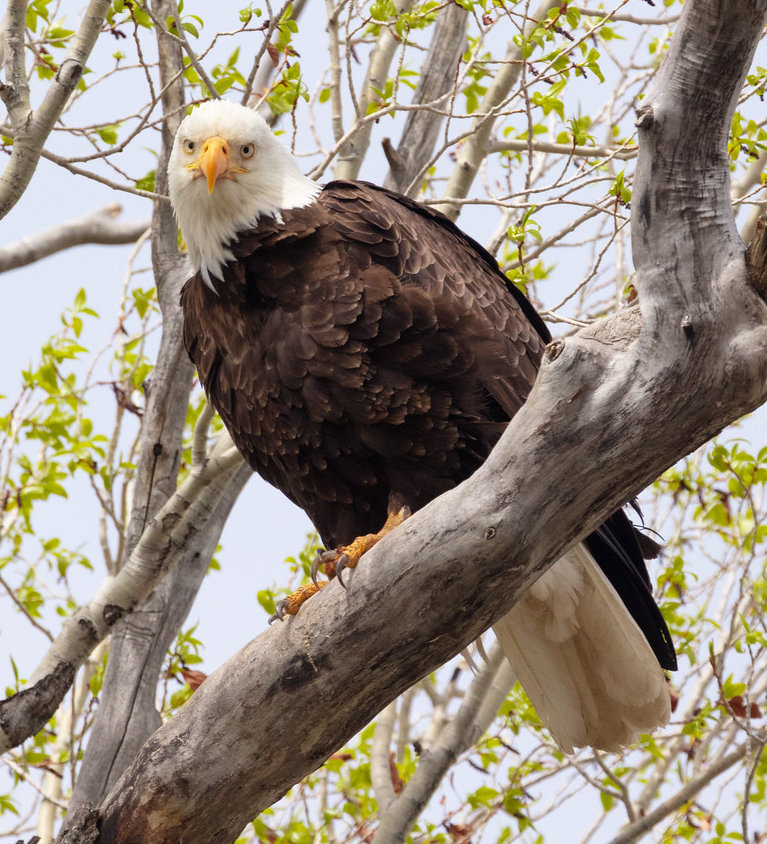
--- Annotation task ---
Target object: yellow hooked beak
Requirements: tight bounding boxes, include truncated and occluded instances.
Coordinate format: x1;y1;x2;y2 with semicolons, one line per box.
198;136;231;194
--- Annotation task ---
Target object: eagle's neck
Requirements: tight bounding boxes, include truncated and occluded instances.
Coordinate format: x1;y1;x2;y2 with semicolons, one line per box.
179;169;321;289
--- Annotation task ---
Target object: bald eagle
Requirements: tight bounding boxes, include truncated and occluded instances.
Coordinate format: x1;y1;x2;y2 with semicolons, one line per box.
169;100;676;754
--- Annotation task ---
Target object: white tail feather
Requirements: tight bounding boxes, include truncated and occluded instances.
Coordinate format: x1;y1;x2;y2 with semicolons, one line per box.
493;544;670;753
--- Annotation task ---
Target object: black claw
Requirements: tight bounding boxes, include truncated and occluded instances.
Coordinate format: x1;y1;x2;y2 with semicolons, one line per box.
311;550;326;587
336;553;350;589
311;548;337;586
269;599;290;624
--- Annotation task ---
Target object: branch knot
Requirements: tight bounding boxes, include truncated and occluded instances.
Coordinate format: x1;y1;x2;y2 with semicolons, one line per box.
55;58;84;87
544;339;565;362
634;104;654;130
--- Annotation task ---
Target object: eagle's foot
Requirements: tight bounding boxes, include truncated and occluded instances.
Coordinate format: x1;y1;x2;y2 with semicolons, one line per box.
268;581;327;624
271;506;411;622
313;506;411;588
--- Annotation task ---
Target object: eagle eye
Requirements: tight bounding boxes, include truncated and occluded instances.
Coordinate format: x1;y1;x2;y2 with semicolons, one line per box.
241;143;255;159
183;139;196;154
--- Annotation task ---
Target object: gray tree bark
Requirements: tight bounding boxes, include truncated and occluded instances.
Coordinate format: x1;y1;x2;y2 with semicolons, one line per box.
66;465;252;810
53;1;767;841
62;0;195;812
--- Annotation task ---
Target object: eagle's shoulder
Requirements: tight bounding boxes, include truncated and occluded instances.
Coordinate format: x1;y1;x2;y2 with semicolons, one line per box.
320;180;551;344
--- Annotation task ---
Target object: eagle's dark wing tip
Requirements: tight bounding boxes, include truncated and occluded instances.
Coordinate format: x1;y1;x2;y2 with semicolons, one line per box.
585;514;677;673
635;529;663;560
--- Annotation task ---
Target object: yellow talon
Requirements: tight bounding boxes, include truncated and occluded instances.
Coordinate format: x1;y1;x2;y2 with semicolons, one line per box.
270;506;410;620
269;581;327;623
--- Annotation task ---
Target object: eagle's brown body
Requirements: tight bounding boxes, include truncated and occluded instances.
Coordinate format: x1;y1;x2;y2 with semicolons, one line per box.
172;100;675;752
182;181;548;547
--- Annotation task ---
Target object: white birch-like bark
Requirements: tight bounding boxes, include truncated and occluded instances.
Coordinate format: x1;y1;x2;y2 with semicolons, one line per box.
0;431;245;755
609;743;754;844
370;701;398;814
35;642;107;844
375;645;510;844
43;3;766;841
333;0;411;181
732;147;767;241
0;0;112;218
487;137;637;160
382;1;468;195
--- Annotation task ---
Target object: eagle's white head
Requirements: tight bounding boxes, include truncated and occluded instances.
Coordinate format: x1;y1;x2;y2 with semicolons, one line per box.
167;100;320;287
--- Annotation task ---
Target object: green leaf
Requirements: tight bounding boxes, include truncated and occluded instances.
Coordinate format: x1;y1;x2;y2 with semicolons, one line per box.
257;589;276;615
48;25;75;46
600;790;614;812
370;0;397;21
0;794;19;815
722;674;747;699
132;288;154;319
468;785;499;809
135;170;156;192
37;362;58;394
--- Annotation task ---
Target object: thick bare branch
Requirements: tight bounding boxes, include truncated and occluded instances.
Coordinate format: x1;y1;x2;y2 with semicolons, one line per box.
243;0;307;110
609;741;758;844
732;148;767;242
0;0;31;121
35;642;107;844
375;644;510;844
0;436;246;755
0;205;150;273
488;137;637;161
333;0;410;181
323;0;345;143
66;460;252;812
574;7;680;25
63;0;201;813
370;701;398;814
163;3;218;99
383;1;468;194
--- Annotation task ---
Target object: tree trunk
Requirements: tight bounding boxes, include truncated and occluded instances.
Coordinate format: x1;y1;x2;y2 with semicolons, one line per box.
64;0;246;814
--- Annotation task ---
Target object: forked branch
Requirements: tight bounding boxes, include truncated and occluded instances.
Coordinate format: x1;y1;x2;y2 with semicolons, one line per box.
81;3;767;842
